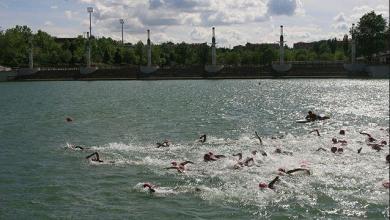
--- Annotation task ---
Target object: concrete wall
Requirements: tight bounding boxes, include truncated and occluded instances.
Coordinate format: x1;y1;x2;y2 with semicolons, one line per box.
365;65;390;78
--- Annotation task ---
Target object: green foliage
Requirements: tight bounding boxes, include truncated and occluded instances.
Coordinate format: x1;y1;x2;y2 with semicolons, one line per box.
0;12;387;68
353;11;388;60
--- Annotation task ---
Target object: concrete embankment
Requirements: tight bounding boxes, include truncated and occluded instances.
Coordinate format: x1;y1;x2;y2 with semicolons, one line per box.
13;63;370;81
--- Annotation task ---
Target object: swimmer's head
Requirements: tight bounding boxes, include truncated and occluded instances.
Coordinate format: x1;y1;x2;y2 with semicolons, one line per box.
331;147;337;153
308;111;312;114
337;148;344;153
368;137;375;142
208;152;213;155
143;183;152;188
275;148;282;154
383;181;390;188
381;140;387;145
278;168;286;173
386;154;390;163
339;130;345;135
66;117;73;122
332;138;338;144
171;161;177;166
252;150;258;155
259;182;268;189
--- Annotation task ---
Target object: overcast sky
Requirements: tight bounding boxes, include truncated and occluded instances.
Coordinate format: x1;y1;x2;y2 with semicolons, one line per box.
0;0;388;47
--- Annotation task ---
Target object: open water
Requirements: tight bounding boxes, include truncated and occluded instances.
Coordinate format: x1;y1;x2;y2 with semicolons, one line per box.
0;79;389;219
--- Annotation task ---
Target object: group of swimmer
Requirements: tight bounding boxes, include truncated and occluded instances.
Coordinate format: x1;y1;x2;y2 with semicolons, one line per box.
145;131;315;192
65;113;389;193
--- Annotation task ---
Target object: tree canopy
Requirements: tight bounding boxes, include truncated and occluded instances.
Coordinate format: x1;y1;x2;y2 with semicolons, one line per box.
0;11;388;67
352;11;388;60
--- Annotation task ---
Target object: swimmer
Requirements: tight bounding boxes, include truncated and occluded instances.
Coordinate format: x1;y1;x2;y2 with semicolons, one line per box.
66;117;73;122
233;152;255;169
67;144;85;150
305;111;317;122
310;129;321;136
203;152;225;162
368;144;383;152
278;168;311;175
339;130;346;135
199;134;207;143
86;152;103;163
156;140;170;148
143;183;156;193
165;161;194;173
274;148;293;155
331;146;343;153
259;176;280;190
332;138;347;146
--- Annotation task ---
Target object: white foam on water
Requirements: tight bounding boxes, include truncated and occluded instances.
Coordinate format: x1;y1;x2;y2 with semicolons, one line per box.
66;126;389;217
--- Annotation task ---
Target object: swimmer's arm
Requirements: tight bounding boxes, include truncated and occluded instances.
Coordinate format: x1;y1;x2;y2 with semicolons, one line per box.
244;158;254;165
268;176;280;189
286;168;310;175
255;131;263;145
310;129;320;136
357;147;362;154
359;132;372;137
86;152;98;159
181;161;194;166
215;155;225;158
233;153;243;160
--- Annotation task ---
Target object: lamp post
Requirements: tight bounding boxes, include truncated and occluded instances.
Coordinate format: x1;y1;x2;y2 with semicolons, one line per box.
87;7;93;38
119;19;124;44
86;7;93;68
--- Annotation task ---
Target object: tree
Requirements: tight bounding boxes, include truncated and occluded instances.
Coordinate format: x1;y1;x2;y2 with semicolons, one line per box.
342;34;349;56
353;11;388;60
114;48;122;64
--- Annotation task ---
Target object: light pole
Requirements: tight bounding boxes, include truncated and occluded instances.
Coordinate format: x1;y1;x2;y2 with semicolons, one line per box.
87;7;93;68
87;7;93;38
119;19;124;44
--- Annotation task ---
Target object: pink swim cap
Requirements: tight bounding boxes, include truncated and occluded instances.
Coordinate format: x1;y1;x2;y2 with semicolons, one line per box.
259;182;268;188
383;181;390;188
143;183;152;188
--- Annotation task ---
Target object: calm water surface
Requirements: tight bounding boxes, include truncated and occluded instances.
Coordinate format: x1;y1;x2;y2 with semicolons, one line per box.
0;79;389;219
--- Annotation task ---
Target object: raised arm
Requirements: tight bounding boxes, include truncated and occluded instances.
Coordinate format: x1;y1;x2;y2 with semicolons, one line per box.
255;131;263;145
268;176;280;189
310;129;320;136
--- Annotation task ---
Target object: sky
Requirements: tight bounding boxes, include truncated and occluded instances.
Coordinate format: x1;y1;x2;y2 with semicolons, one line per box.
0;0;389;47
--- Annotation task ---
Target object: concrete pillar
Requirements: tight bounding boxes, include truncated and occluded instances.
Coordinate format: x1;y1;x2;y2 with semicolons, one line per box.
211;27;216;65
147;30;152;67
351;24;356;64
279;25;285;65
87;32;91;68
